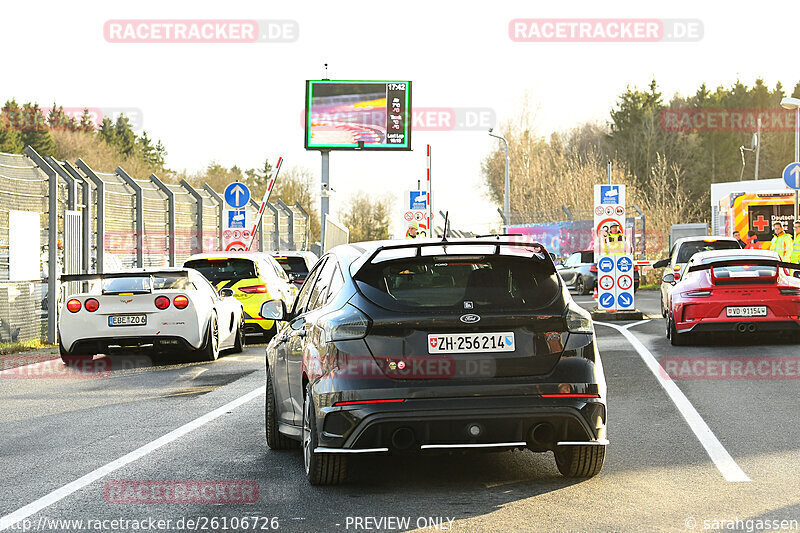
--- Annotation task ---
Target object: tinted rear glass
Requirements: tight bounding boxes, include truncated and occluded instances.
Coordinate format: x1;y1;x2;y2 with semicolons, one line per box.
354;255;561;311
184;258;256;283
100;274;190;293
274;256;309;277
676;241;740;263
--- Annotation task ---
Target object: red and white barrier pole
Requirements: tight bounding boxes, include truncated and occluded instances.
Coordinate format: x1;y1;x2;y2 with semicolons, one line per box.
245;156;284;251
426;144;432;231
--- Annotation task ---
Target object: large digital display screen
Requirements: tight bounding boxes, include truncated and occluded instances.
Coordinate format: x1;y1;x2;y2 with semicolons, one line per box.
304;80;412;150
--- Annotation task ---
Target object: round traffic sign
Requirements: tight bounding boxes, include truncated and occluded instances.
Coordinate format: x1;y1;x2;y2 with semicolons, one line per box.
598;256;615;273
595;206;604;216
618;291;633;308
605;206;614;216
618;274;633;290
616;256;633;273
226;240;246;251
615;206;625;216
783;162;800;190
404;211;413;221
414;212;424;221
599;275;615;290
224;182;251;209
598;292;615;309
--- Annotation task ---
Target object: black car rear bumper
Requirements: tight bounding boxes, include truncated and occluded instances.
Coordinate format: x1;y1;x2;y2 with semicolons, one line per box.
316;395;606;453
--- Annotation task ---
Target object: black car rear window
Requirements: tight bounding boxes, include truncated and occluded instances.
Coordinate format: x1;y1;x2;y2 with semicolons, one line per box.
273;256;309;277
354;255;561;311
184;258;256;283
676;241;740;263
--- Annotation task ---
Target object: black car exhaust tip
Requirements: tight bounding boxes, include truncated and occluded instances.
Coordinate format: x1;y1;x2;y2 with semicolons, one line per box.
736;323;747;333
391;427;416;450
747;323;757;333
529;423;556;447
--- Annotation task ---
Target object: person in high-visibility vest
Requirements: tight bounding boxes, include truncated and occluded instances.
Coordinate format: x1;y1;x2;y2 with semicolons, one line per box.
603;222;626;255
792;221;800;277
405;221;419;239
770;222;793;262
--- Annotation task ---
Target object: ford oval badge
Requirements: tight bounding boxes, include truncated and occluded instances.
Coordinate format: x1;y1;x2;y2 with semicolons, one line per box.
460;314;481;324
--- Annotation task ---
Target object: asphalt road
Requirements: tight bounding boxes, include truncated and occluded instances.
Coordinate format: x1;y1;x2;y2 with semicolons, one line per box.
1;292;800;533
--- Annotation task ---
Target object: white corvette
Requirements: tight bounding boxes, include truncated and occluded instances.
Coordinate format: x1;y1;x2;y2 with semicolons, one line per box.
58;268;244;363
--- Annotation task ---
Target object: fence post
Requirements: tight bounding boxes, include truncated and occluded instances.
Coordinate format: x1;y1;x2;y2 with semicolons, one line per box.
76;159;105;274
266;202;280;250
150;174;176;266
276;199;294;250
45;156;77;210
115;167;144;268
180;180;204;254
62;162;92;273
203;184;224;249
293;202;310;250
23;146;58;344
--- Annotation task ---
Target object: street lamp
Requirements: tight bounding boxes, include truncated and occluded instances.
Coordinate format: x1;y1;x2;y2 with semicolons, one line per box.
781;97;800;221
488;129;510;231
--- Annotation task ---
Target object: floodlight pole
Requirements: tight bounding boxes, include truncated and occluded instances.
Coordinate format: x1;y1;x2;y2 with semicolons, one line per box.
321;151;330;250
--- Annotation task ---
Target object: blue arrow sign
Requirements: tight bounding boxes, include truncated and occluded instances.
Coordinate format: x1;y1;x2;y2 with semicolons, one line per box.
783;162;800;190
598;256;615;273
616;256;633;273
224;182;251;209
618;292;633;308
598;292;614;309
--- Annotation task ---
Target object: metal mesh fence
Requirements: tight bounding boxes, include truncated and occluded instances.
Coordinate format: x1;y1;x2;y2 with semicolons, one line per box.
137;177;169;267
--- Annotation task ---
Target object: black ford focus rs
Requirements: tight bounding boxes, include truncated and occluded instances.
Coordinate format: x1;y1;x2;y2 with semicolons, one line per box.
260;237;607;485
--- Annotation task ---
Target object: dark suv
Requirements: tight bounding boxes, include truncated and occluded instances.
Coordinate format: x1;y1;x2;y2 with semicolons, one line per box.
260;238;608;485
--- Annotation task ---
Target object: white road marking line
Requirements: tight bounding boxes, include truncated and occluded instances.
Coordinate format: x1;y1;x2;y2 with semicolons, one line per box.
0;385;266;531
622;319;651;330
595;321;751;482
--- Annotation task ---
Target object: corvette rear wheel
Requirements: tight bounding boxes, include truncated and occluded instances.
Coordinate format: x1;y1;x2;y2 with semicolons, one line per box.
198;315;220;361
303;383;347;485
555;445;605;477
232;319;245;353
59;341;93;365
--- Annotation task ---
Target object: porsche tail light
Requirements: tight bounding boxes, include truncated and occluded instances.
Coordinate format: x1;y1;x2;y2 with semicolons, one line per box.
589;265;598;273
173;295;189;309
682;290;711;298
84;298;99;312
240;284;268;294
66;299;81;313
154;296;170;309
780;288;800;296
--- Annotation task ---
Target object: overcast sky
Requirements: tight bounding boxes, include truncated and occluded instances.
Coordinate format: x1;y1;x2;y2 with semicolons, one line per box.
5;1;798;235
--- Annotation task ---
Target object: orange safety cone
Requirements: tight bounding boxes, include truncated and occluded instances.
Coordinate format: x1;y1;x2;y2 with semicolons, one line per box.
592;286;598;300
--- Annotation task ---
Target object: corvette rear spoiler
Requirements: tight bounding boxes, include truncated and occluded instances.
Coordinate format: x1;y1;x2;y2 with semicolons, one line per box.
59;270;189;282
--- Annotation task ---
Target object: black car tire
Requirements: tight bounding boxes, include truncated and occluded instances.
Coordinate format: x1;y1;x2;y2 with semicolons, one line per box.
576;276;589;296
232;318;245;353
198;314;220;361
669;314;689;346
59;341;93;365
303;383;347;485
266;371;298;450
660;293;666;318
554;444;605;477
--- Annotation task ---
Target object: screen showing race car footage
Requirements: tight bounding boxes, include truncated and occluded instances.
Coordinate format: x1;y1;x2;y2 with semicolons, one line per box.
305;80;412;150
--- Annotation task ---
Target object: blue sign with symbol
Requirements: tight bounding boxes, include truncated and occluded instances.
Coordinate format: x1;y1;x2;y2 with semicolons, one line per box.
410;190;428;210
598;256;615;273
228;210;246;229
224;182;251;209
599;185;620;204
783;162;800;190
616;256;633;273
598;292;614;309
618;292;633;308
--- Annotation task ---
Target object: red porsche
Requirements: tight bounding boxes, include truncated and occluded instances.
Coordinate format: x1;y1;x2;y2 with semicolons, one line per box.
665;249;800;345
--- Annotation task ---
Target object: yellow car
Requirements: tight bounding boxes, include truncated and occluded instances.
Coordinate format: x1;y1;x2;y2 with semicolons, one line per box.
184;252;298;342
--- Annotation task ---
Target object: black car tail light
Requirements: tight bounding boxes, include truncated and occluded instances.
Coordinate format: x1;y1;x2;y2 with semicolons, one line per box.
564;302;593;334
333;398;405;407
589;265;598;273
322;304;371;342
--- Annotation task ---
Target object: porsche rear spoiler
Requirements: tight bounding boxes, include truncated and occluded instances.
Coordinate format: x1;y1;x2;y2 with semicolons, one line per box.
60;270;189;282
686;259;800;272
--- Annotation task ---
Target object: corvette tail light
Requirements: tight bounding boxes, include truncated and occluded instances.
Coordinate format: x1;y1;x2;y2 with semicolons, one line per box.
173;295;189;309
780;288;800;295
84;298;99;312
154;296;170;309
240;284;268;294
682;290;711;297
589;265;598;273
66;299;81;313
